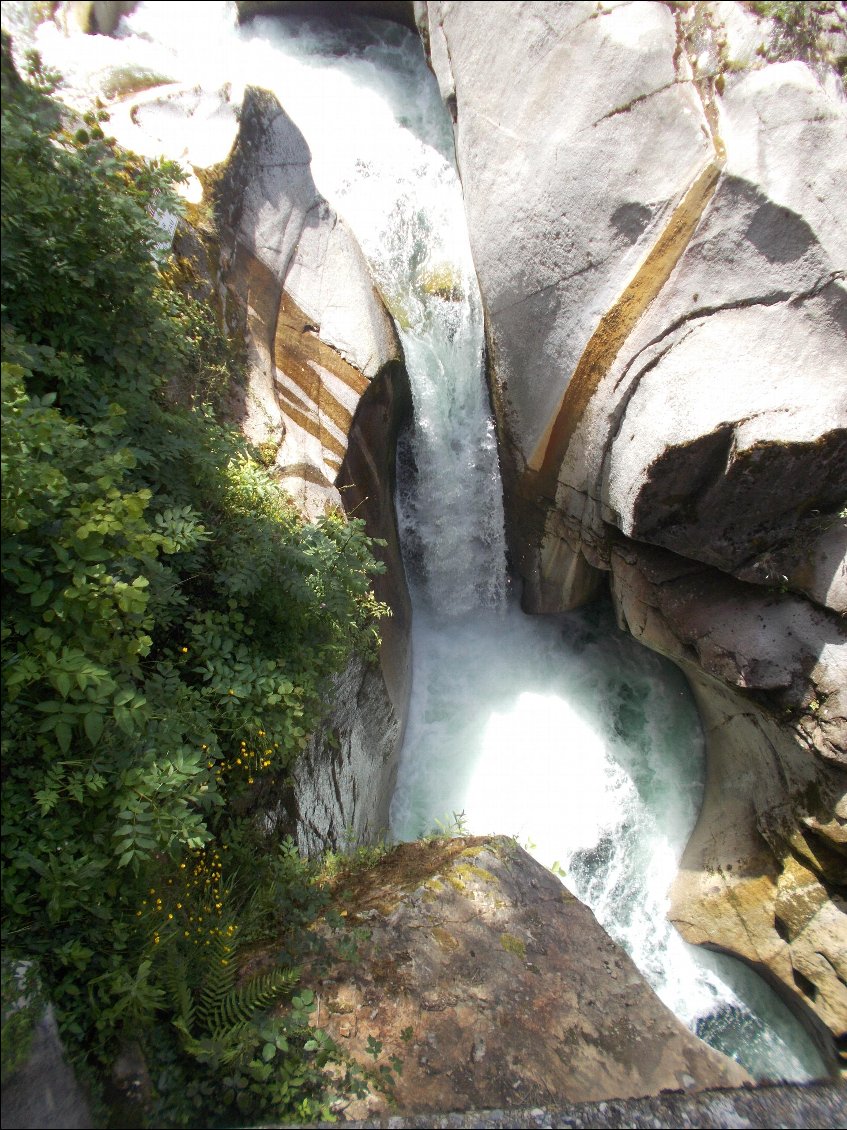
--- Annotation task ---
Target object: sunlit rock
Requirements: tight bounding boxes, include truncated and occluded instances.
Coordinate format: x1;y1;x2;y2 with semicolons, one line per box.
213;87;411;849
215;87;402;518
424;0;715;486
305;837;749;1119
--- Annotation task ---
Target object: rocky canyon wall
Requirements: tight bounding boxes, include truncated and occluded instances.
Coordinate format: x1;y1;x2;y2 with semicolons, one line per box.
421;0;846;1064
8;4;845;1114
212;87;412;853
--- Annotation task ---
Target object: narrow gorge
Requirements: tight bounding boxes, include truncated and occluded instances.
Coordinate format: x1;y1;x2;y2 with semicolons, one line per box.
2;1;845;1125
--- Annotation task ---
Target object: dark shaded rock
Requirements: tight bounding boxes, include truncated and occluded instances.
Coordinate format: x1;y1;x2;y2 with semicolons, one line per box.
236;1;417;32
1;1005;92;1130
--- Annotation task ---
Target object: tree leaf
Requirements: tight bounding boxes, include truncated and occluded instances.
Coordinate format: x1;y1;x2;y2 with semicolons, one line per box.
83;710;104;746
55;722;72;753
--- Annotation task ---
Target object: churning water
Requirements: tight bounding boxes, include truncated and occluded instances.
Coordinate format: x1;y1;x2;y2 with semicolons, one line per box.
6;0;827;1082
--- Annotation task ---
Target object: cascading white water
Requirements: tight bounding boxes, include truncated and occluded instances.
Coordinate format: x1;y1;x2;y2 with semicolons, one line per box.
7;0;828;1083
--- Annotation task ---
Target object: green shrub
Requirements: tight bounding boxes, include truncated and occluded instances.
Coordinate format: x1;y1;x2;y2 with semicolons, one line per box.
1;37;387;1124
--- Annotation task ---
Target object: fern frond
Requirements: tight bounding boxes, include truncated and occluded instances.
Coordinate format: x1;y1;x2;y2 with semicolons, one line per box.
162;949;196;1032
179;1026;252;1068
165;921;299;1074
206;966;299;1035
194;937;237;1031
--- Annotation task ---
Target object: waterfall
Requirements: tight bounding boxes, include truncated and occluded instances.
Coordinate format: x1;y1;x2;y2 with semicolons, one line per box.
8;0;827;1084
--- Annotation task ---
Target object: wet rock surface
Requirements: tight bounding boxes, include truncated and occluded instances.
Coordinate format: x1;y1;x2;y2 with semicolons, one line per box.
606;541;847;1055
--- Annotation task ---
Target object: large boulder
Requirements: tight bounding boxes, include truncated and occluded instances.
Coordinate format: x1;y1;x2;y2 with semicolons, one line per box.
305;837;749;1119
422;0;847;1057
558;64;847;615
424;0;717;486
423;0;846;614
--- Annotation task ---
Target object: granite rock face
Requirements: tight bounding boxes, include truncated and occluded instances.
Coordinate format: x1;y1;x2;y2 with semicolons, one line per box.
560;67;847;615
422;0;846;1058
216;88;403;518
609;543;846;1056
425;1;717;479
306;837;749;1120
214;87;412;852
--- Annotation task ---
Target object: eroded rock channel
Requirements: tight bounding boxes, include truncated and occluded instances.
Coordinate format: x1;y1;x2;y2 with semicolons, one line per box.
6;0;845;1121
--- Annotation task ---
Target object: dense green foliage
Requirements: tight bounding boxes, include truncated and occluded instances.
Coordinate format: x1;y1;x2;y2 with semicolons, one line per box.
1;39;387;1124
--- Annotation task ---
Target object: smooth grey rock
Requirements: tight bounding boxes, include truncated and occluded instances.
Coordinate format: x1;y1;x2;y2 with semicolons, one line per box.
218;87;402;519
670;670;847;1060
219;88;319;284
2;1004;92;1130
549;56;847;613
285;208;398;382
426;3;847;615
275;196;401;516
598;290;847;602
423;0;846;1053
425;0;714;469
722;61;847;269
215;88;319;468
609;542;846;749
583;201;847;613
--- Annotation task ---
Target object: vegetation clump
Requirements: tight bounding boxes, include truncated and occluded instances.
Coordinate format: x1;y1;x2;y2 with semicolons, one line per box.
745;1;846;77
1;35;388;1126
